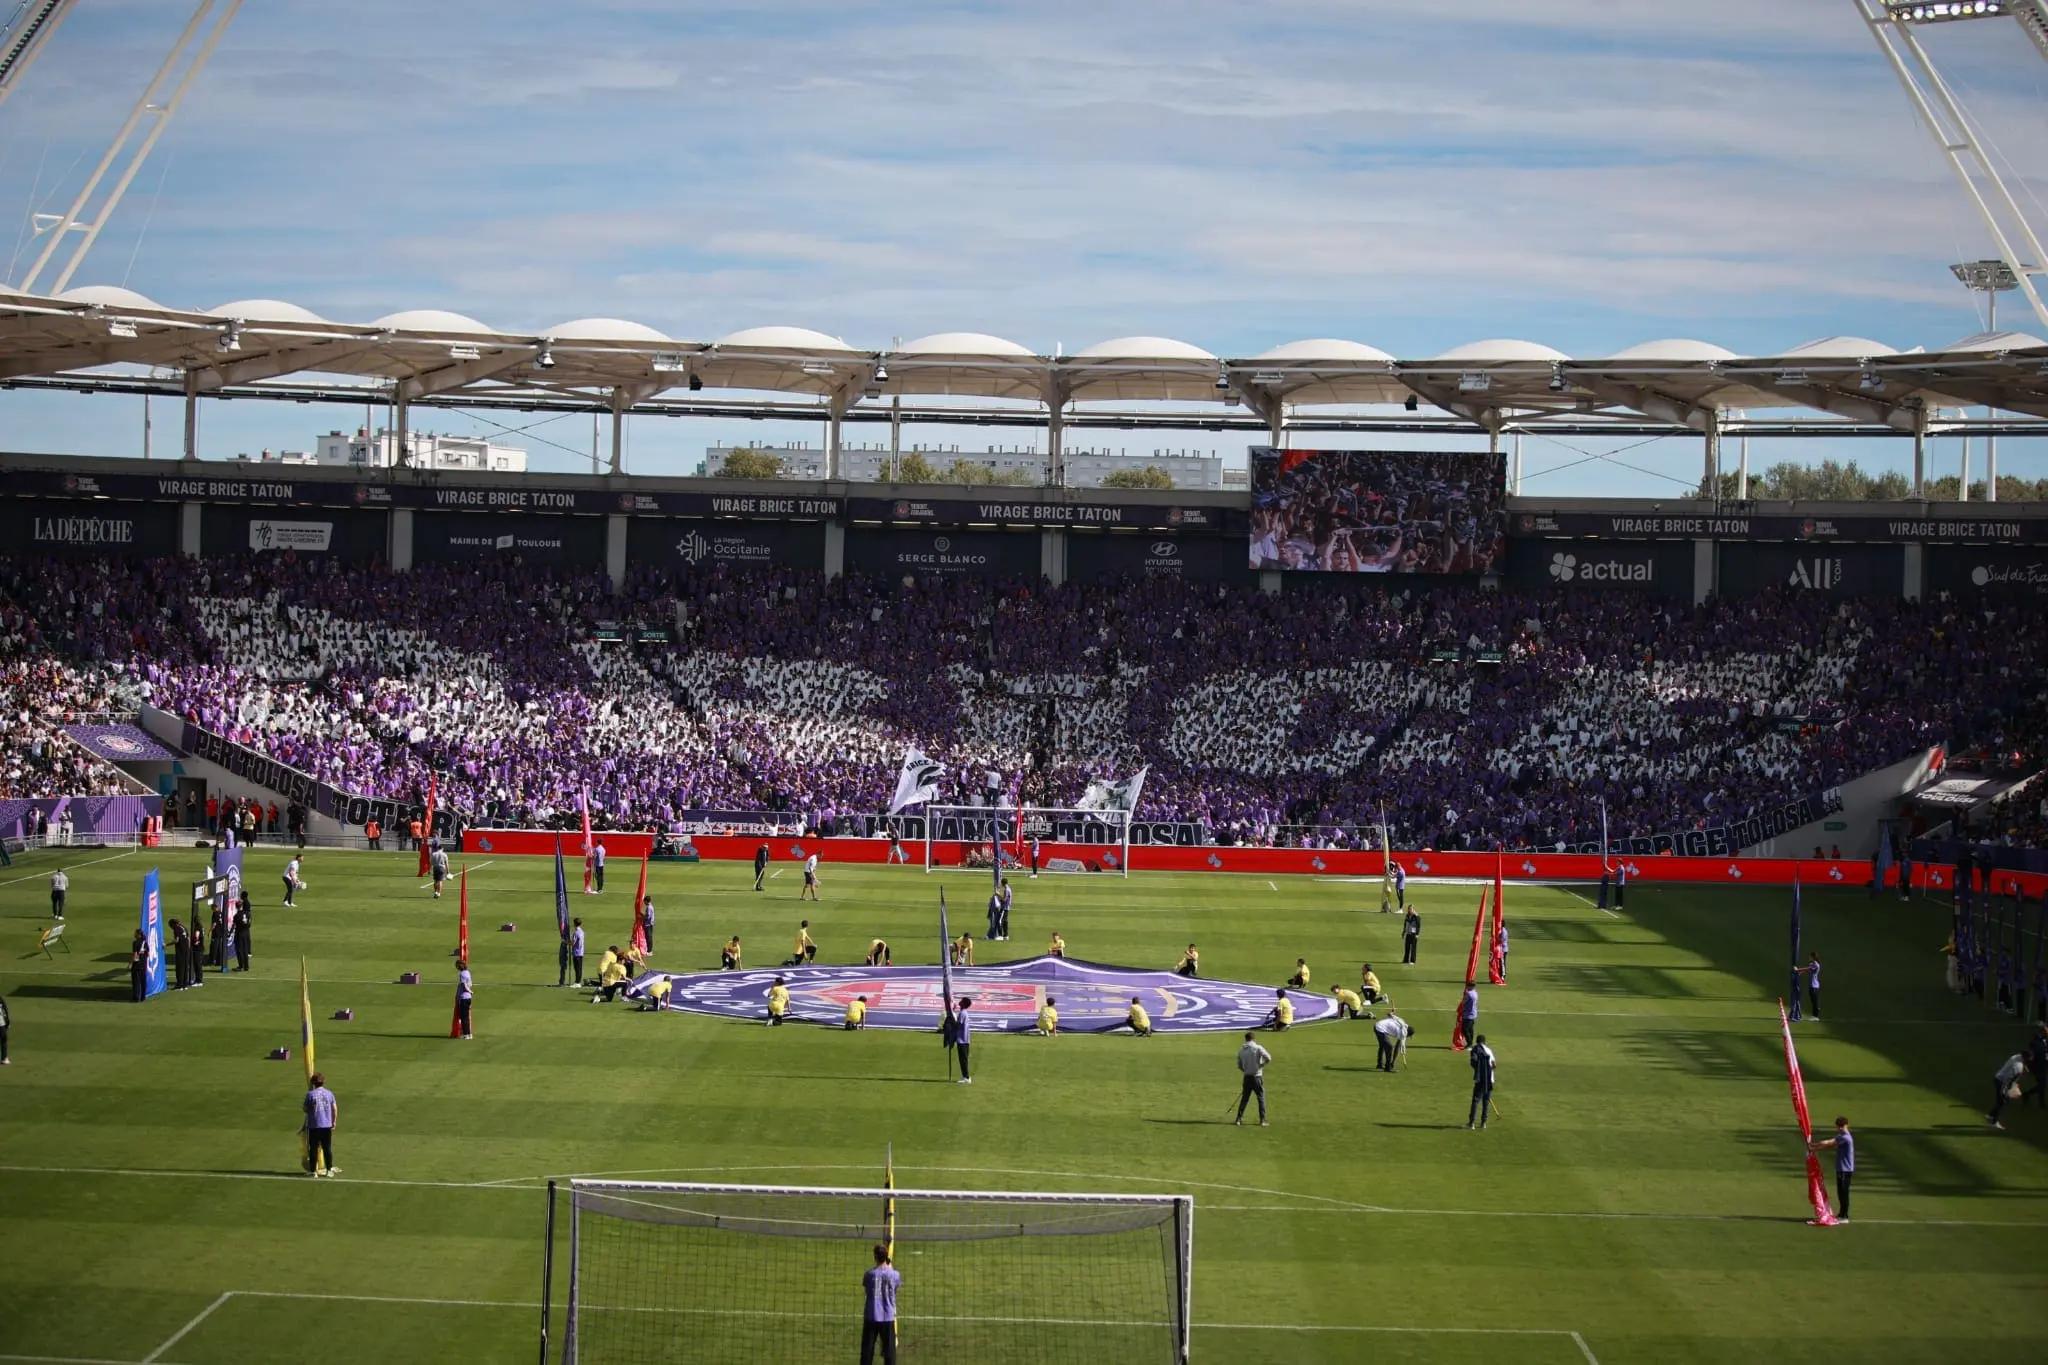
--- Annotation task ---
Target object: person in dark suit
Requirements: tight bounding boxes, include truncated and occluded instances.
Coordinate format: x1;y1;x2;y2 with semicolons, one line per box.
1467;1035;1497;1129
129;930;148;1002
234;899;253;973
1401;908;1421;965
753;843;770;892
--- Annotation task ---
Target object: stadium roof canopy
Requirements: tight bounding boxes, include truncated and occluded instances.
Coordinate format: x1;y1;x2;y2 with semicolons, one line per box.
3;286;2047;442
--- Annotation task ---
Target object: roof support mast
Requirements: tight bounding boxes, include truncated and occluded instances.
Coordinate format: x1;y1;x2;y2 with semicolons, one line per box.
0;0;79;112
1854;1;2048;334
15;0;243;295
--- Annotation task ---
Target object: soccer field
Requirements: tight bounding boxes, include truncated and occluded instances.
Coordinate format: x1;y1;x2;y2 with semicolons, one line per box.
1;845;2042;1364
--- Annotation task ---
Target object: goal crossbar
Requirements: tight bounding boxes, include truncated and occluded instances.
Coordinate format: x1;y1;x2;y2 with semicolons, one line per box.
922;804;1133;878
550;1178;1190;1363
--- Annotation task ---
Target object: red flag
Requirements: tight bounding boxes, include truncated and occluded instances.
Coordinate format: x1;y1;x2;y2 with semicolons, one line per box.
450;867;470;1039
579;787;595;894
630;856;649;956
417;771;437;877
1451;883;1487;1051
1488;848;1507;986
1778;999;1839;1226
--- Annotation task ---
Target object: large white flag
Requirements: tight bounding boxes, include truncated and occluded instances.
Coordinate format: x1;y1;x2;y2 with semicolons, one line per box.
889;749;946;814
1079;766;1148;815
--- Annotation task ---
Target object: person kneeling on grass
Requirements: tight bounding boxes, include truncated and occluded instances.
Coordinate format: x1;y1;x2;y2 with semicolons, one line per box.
845;995;868;1030
591;947;631;1004
1331;985;1369;1020
1123;996;1153;1037
1285;958;1311;988
1264;990;1294;1031
1035;996;1058;1035
1048;932;1066;959
787;921;817;966
637;976;673;1012
1174;944;1199;978
767;976;791;1026
1360;964;1386;1005
865;938;892;968
951;933;975;968
721;935;743;970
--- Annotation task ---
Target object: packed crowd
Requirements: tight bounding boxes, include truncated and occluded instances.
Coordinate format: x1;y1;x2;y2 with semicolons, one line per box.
2;550;2041;849
0;562;147;799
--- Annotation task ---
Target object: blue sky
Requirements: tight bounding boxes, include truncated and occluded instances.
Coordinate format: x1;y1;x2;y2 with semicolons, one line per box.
1;0;2044;493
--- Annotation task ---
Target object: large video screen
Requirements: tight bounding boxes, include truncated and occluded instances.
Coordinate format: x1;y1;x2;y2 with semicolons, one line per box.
1249;447;1507;574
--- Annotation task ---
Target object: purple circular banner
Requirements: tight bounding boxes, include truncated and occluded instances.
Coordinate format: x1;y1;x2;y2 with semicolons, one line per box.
629;955;1341;1033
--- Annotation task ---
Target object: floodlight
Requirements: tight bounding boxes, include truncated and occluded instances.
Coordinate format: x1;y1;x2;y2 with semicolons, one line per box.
1214;367;1231;392
216;320;243;353
799;361;836;377
873;360;889;382
448;344;482;361
1403;393;1419;411
106;318;138;339
650;351;690;373
1249;370;1286;385
1457;371;1491;393
1859;367;1883;391
687;373;704;392
1950;259;2020;292
535;341;555;369
1547;364;1566;393
1886;1;2008;21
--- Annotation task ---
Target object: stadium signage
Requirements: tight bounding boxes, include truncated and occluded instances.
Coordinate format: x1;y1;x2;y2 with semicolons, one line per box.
247;519;333;553
176;717;458;836
1564;787;1844;858
1516;510;2048;543
432;488;578;509
154;477;300;501
845;495;1233;530
32;515;133;545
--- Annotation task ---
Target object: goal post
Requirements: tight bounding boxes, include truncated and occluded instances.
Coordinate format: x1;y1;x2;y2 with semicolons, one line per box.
547;1178;1191;1364
921;805;1133;878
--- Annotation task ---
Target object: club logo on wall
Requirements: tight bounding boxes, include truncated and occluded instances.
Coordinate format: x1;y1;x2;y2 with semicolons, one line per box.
934;536;951;553
679;531;712;565
1150;541;1179;559
100;734;146;756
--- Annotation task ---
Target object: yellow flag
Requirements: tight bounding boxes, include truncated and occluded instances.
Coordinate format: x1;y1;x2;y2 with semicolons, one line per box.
299;955;317;1084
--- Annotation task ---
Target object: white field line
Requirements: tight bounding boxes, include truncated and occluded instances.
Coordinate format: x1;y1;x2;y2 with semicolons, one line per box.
134;1289;1603;1353
1573;1331;1602;1364
416;858;496;891
2;1164;2031;1232
1266;880;1278;892
0;848;138;888
1561;885;1622;919
140;1292;231;1363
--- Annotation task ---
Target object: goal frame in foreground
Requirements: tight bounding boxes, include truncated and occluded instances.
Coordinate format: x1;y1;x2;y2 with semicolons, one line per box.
543;1178;1191;1364
921;804;1134;878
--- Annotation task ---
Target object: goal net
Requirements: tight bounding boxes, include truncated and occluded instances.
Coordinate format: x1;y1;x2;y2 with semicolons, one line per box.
548;1179;1191;1364
922;805;1133;878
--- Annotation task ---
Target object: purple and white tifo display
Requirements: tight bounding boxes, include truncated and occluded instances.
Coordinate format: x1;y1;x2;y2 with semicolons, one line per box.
629;955;1341;1033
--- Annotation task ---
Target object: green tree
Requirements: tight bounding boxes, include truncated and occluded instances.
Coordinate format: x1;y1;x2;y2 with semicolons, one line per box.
1099;465;1175;490
716;446;783;479
893;451;940;483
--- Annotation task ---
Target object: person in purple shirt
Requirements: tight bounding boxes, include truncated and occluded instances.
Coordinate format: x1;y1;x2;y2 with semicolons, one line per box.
860;1243;900;1364
302;1072;338;1178
1808;1115;1853;1221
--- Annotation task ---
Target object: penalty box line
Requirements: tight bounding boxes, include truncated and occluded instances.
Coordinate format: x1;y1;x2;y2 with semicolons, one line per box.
105;1290;1602;1365
1;1164;2040;1231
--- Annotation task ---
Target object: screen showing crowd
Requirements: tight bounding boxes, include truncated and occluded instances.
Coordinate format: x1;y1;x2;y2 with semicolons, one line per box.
1249;448;1508;574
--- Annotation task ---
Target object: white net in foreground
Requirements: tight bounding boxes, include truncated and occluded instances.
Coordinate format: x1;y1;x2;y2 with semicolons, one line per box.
554;1180;1191;1364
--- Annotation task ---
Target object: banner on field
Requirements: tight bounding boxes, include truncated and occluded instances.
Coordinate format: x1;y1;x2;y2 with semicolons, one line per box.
138;867;167;999
1561;788;1844;859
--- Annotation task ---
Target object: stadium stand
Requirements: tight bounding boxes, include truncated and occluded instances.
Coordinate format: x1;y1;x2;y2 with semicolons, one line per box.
3;552;2043;848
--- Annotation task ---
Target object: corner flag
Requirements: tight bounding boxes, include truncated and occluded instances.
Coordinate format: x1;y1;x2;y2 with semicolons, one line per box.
579;787;595;894
630;856;650;956
1487;848;1506;986
1451;883;1487;1051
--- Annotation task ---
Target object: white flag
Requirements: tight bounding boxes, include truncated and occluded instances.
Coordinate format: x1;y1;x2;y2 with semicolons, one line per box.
1079;766;1147;815
889;749;945;814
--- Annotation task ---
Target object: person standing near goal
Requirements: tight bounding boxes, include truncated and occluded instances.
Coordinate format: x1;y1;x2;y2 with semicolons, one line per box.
860;1243;901;1365
1234;1031;1271;1126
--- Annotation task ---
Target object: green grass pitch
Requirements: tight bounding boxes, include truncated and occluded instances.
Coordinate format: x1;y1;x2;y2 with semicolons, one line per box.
1;844;2043;1364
